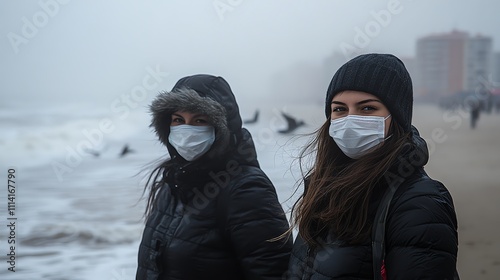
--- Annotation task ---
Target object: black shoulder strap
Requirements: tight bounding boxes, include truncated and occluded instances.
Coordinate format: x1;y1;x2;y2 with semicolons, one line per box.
372;174;427;279
372;175;406;280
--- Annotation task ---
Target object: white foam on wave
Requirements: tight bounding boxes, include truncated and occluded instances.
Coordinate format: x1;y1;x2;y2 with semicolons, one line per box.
1;107;152;169
21;220;143;247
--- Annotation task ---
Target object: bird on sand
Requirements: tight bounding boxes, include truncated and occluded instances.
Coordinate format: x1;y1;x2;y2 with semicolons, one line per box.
278;112;305;134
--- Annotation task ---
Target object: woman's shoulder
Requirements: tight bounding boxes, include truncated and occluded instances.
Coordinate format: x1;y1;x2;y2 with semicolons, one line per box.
225;163;272;187
389;171;456;225
385;171;458;268
214;164;282;214
394;172;452;203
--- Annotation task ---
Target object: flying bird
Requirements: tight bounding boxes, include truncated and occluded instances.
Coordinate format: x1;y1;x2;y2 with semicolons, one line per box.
244;110;260;124
119;144;135;158
278;112;305;134
83;145;108;158
83;148;101;157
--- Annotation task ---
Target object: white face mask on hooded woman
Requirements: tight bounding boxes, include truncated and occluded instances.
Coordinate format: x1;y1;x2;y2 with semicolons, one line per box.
168;125;216;161
329;115;391;159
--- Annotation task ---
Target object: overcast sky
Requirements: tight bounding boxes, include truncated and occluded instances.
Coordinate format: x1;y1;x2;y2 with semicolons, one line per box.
1;0;499;111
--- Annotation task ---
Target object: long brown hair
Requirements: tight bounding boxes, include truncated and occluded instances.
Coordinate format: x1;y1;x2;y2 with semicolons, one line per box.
291;118;411;247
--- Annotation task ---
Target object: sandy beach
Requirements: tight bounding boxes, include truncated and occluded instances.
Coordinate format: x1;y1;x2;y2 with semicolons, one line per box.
412;104;500;279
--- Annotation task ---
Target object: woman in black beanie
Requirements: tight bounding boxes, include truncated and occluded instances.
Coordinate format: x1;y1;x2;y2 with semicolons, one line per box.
285;54;459;279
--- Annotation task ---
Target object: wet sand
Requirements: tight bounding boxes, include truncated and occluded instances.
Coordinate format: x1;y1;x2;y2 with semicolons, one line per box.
413;104;500;279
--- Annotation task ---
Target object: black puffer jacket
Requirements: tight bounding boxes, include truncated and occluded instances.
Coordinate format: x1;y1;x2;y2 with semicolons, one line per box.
136;75;292;280
286;130;458;280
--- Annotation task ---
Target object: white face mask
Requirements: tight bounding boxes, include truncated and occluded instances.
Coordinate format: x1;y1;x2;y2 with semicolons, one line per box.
329;115;391;159
168;125;216;161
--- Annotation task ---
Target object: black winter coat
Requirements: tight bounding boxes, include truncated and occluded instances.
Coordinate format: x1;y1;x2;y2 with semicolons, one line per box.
137;75;292;280
286;130;458;280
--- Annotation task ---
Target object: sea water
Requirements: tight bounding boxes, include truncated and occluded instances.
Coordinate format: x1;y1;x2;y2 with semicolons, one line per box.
0;102;323;280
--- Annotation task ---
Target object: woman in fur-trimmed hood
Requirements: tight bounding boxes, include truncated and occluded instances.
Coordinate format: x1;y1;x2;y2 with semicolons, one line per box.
136;74;292;280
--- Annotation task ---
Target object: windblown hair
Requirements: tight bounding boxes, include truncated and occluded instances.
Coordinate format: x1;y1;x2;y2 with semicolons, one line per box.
291;118;411;247
141;160;171;219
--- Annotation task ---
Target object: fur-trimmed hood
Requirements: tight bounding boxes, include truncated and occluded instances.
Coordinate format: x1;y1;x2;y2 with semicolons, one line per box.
150;74;244;162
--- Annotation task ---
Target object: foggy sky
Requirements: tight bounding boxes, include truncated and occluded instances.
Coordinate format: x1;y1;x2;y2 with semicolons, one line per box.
1;0;499;111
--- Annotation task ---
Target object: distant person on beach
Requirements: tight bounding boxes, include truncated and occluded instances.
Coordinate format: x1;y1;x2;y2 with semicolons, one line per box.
285;54;459;279
136;74;292;279
470;100;481;129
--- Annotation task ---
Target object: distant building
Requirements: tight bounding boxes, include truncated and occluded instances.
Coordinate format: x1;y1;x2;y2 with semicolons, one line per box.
465;34;493;93
415;30;468;101
415;30;494;102
492;52;500;87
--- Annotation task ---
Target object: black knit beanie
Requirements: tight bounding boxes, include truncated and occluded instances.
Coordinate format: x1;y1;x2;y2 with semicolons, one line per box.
325;53;413;133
